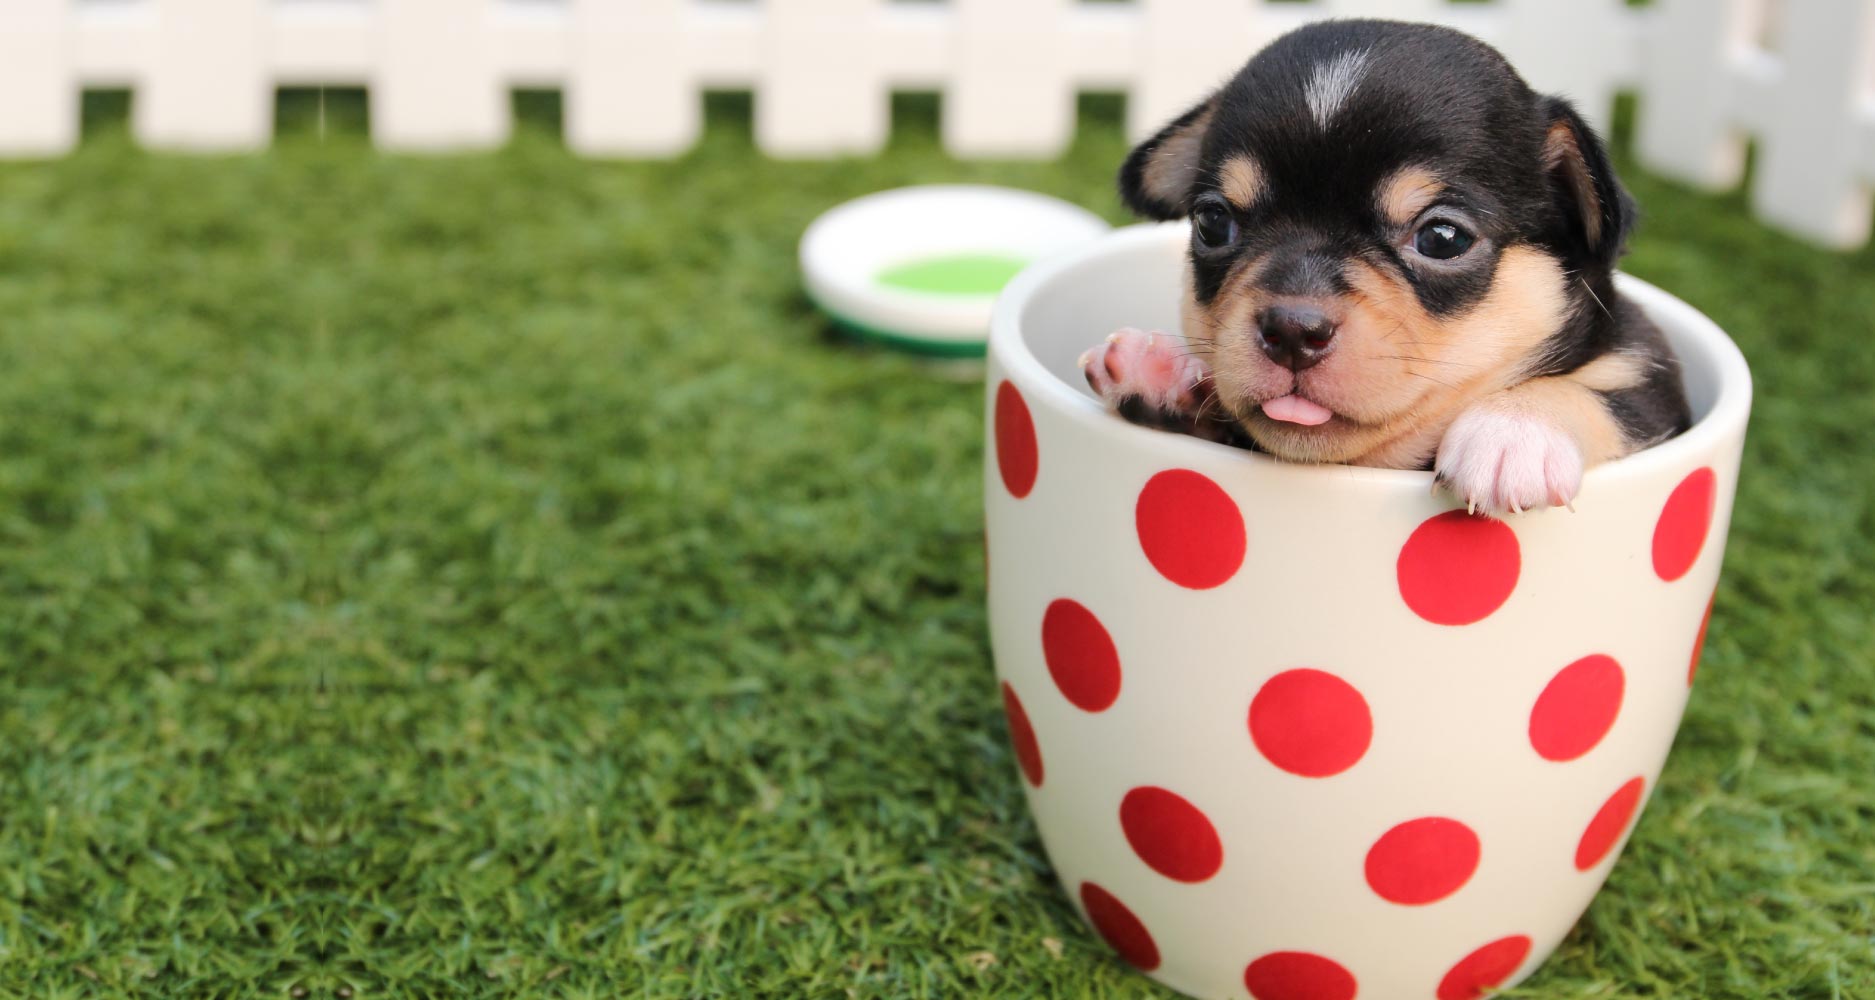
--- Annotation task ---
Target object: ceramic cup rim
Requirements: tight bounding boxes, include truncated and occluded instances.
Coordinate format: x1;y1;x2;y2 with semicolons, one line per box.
988;221;1753;495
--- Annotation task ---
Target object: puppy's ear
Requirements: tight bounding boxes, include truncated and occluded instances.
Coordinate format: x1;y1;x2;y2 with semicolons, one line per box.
1540;96;1634;265
1118;96;1217;220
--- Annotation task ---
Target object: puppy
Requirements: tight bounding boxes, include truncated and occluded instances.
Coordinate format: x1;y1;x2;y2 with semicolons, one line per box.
1081;19;1691;515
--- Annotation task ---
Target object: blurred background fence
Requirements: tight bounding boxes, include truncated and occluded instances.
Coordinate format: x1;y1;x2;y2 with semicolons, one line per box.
0;0;1871;248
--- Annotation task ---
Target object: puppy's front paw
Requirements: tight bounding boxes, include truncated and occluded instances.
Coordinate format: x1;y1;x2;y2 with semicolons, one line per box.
1081;328;1211;428
1435;406;1584;516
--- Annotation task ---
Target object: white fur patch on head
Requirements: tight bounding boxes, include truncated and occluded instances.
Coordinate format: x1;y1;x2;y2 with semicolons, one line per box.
1304;49;1371;129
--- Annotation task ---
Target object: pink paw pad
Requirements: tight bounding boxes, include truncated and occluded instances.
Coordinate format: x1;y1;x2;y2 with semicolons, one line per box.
1082;328;1211;419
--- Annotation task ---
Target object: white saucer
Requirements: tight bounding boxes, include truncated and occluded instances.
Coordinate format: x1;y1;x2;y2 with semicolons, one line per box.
800;185;1110;356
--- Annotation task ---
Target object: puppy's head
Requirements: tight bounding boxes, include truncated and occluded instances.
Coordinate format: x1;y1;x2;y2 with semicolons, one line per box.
1119;20;1631;464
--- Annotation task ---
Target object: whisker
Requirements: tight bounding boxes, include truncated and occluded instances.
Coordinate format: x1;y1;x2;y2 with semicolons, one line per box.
1578;277;1614;321
1405;370;1460;390
1374;354;1476;369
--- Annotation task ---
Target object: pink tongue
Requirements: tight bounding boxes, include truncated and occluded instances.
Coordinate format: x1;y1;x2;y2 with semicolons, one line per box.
1262;394;1334;426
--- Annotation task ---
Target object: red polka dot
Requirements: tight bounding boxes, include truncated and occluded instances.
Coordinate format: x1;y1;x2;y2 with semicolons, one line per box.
1397;511;1521;626
995;381;1038;499
1689;592;1715;685
1653;467;1716;582
1364;817;1481;905
1575;776;1646;871
1135;469;1246;590
1000;682;1043;787
1528;654;1625;762
1244;951;1358;1000
1120;786;1224;883
1041;599;1121;712
1249;669;1373;777
1437;935;1532;1000
1079;882;1160;971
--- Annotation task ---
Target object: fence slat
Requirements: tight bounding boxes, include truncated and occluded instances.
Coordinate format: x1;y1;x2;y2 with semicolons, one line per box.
945;0;1076;158
0;0;75;156
376;0;507;151
1859;100;1875;178
1131;0;1263;144
137;0;270;151
760;0;890;157
1635;0;1760;191
1746;0;1875;247
568;0;697;157
1497;0;1634;135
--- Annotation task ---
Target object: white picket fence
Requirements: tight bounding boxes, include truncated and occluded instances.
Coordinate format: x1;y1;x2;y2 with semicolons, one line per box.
1;0;1872;248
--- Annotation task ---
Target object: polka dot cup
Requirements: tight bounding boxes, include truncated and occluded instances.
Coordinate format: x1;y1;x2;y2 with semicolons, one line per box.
985;223;1750;1000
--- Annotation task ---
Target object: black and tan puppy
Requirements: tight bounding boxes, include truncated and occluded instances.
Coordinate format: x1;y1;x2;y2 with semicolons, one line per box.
1082;19;1690;515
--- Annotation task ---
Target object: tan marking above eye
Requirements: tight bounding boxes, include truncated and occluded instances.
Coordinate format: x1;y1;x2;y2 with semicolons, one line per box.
1378;166;1445;228
1218;156;1264;210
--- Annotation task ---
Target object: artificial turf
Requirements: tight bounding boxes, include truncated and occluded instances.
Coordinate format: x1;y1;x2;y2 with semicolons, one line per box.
0;90;1868;999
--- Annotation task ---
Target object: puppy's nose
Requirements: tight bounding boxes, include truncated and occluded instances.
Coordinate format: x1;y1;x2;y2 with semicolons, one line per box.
1257;304;1338;371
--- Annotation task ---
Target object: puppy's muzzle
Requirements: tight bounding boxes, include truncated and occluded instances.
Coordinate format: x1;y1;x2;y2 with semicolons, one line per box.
1257;301;1338;371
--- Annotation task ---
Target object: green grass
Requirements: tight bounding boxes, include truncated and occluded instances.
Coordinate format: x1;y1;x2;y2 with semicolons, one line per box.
0;91;1868;998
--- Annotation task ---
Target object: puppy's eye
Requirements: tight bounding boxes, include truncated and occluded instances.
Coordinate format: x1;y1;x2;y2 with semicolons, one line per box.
1193;205;1239;248
1412;220;1475;260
